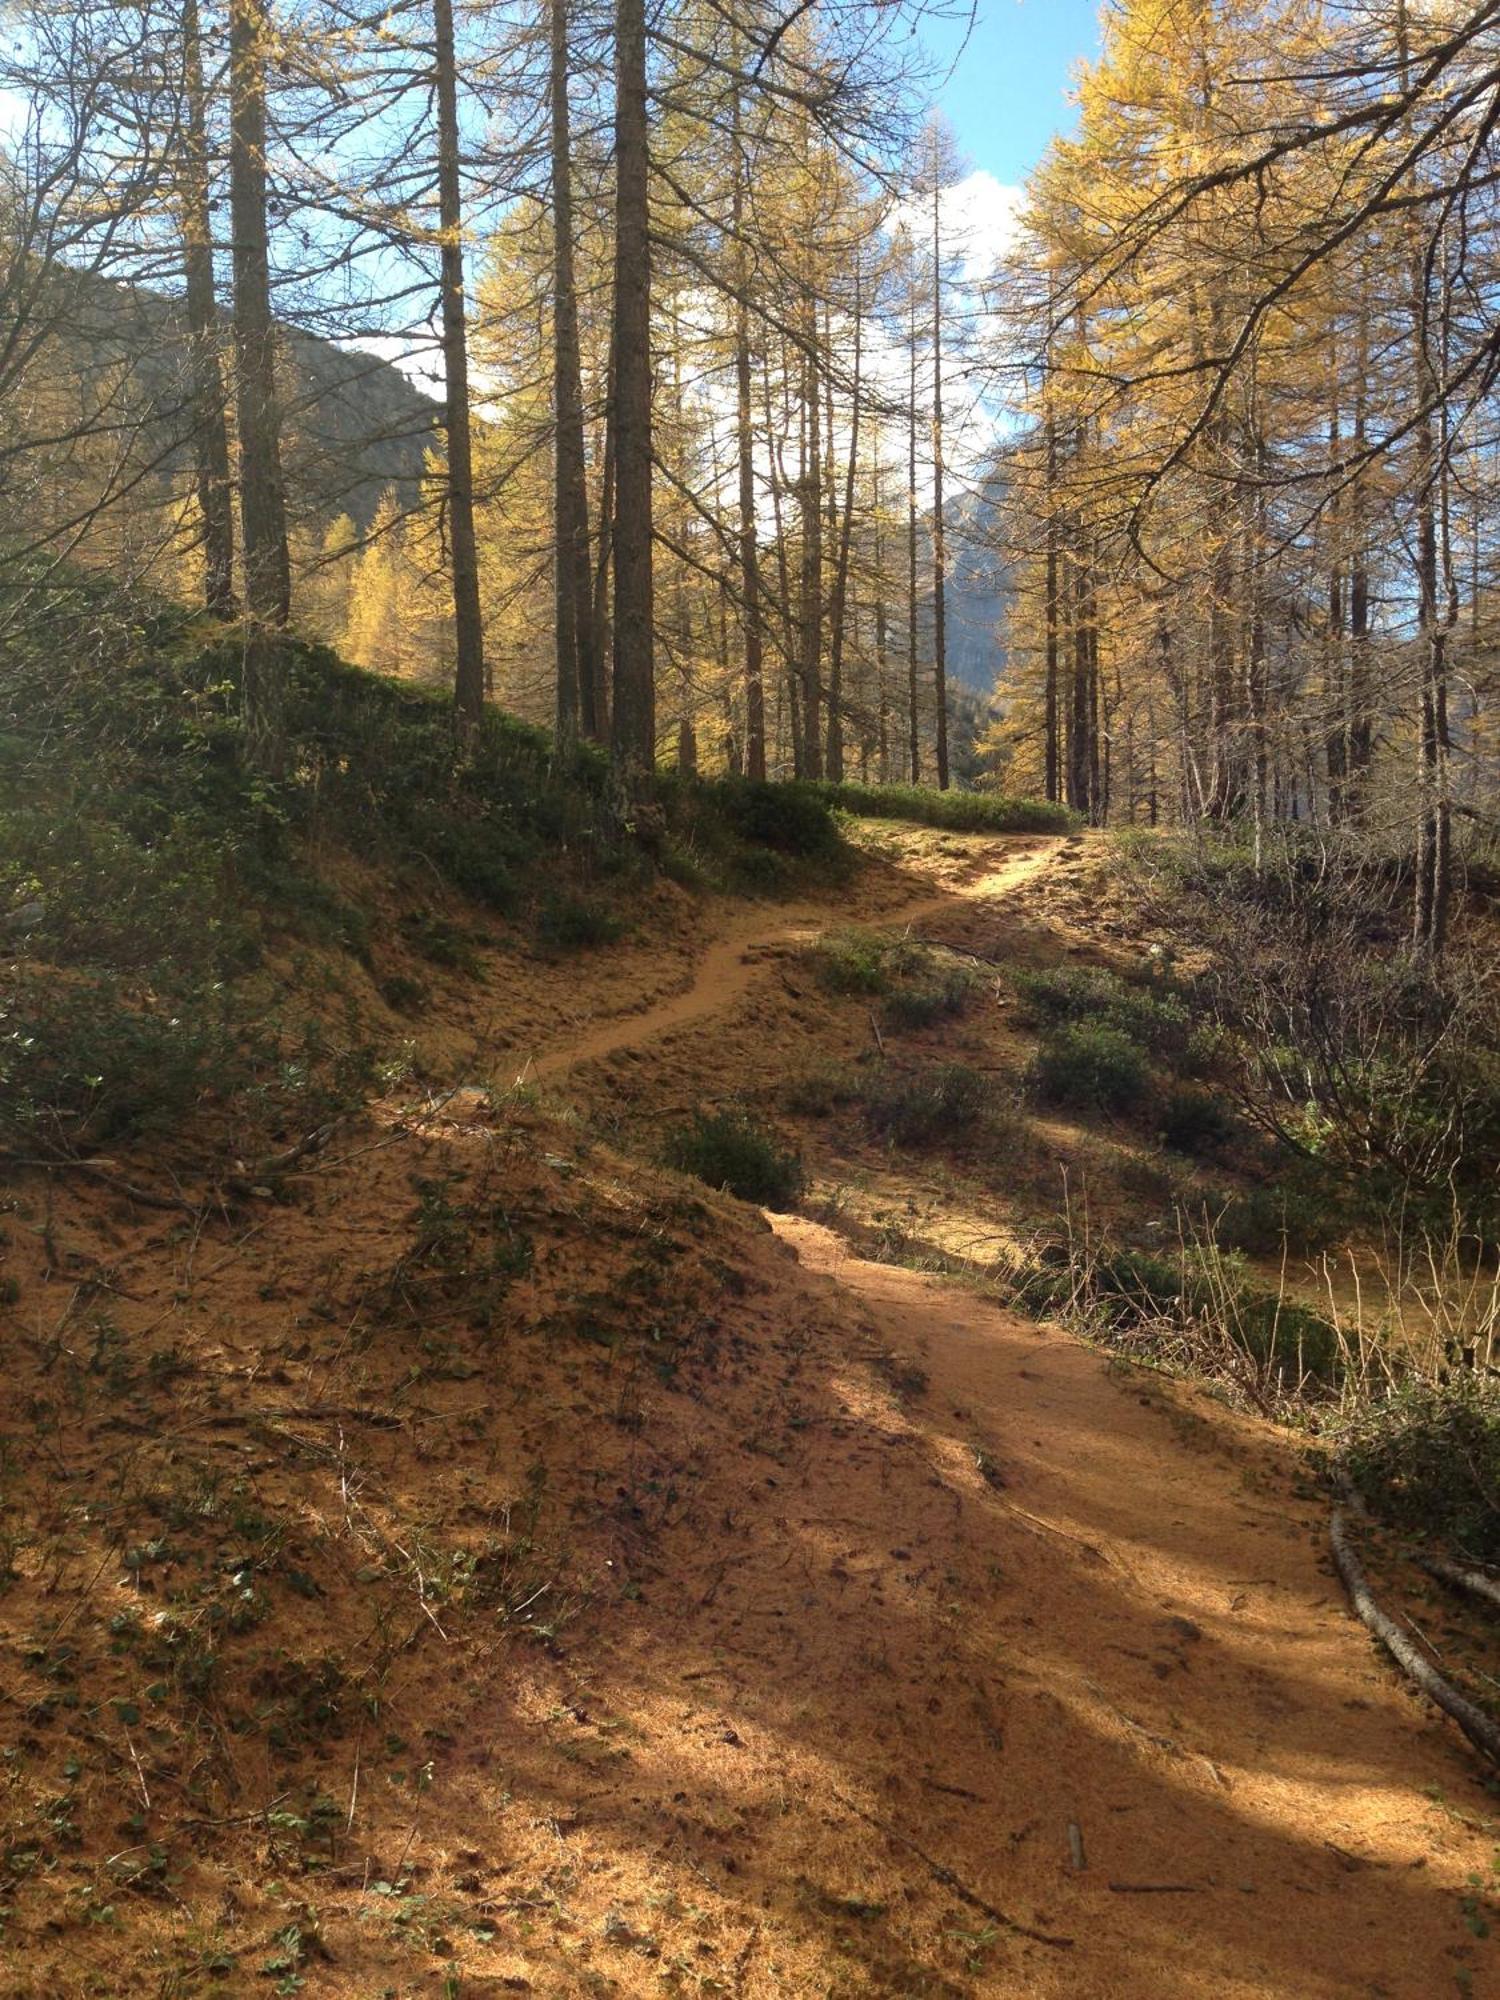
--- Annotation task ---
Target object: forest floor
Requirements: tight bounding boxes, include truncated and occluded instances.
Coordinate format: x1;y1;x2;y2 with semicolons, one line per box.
3;824;1498;1998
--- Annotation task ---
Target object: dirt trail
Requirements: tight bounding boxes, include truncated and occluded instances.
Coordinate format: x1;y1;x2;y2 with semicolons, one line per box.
7;827;1494;1997
519;835;1062;1083
764;1216;1490;1996
511;828;1497;1996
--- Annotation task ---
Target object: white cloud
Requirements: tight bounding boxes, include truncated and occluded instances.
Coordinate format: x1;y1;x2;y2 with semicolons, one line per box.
947;171;1028;281
889;170;1027;284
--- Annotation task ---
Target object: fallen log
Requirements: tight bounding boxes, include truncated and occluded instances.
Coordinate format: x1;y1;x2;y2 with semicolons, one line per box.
1329;1507;1500;1766
1417;1552;1500;1617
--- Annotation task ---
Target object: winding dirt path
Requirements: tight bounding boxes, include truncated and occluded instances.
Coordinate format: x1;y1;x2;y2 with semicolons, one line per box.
509;827;1499;1994
519;834;1062;1082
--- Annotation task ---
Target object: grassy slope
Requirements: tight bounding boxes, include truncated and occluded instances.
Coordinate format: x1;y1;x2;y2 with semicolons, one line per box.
0;590;853;1176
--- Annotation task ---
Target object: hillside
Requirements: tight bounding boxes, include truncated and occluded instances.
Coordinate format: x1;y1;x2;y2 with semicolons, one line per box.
2;618;1500;1996
9;272;438;564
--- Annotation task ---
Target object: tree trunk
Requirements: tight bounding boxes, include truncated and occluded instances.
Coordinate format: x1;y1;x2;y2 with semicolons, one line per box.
798;321;823;779
1323;350;1348;819
731;83;765;780
1043;403;1059;802
610;0;655;800
906;265;920;783
590;322;616;736
432;0;485;729
550;0;598;744
825;263;862;784
931;173;949;789
228;0;290;761
1348;313;1372;802
179;0;236;619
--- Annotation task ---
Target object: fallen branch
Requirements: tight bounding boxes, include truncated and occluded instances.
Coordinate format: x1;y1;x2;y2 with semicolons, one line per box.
1330;1507;1500;1766
222;1120;342;1198
908;935;1008;969
1417;1552;1500;1616
1;1151;199;1213
833;1789;1072;1950
1106;1881;1199;1894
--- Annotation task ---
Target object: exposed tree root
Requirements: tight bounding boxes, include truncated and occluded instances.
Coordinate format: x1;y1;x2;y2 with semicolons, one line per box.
0;1152;198;1213
1329;1507;1500;1766
832;1789;1073;1950
2;1120;341;1215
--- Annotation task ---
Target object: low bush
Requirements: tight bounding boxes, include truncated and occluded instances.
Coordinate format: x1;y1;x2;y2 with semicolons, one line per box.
664;1109;804;1208
1233;1293;1342;1385
694;778;843;858
1158;1084;1236;1156
810;928;931;997
883;963;979;1032
1117;828;1500;1243
1339;1376;1500;1563
653;777;849;894
1031;1021;1150;1113
0;809;259;979
809;780;1077;835
811;929;906;995
861;1062;991;1148
379;973;428;1013
807;931;978;1030
781;1067;862;1118
1212;1174;1342;1255
398;913;485;976
1015;1235;1343;1395
0;974;239;1151
1011;963;1191;1062
535;893;625;955
0;972;366;1157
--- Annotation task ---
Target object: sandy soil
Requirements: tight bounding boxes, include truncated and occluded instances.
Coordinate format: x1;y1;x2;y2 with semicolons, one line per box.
1;828;1496;1998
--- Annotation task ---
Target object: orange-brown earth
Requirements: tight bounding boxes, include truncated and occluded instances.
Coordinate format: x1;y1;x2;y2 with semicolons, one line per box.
1;829;1496;1998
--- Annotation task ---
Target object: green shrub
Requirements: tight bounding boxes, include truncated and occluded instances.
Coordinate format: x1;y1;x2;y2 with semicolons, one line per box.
653;777;848;894
0;974;239;1150
0;596;613;956
1031;1021;1149;1113
809;780;1077;835
408;813;520;912
1016;1243;1182;1323
1158;1084;1235;1155
812;929;919;996
808;931;976;1027
0;972;364;1158
379;974;428;1013
1117;827;1500;1244
535;893;625;955
882;964;978;1032
664;1109;804;1207
781;1067;861;1117
1015;1239;1342;1391
1213;1175;1342;1255
1233;1294;1341;1385
1011;964;1190;1061
700;779;842;857
861;1062;991;1148
1340;1377;1500;1562
397;913;485;976
725;845;794;893
0;810;259;978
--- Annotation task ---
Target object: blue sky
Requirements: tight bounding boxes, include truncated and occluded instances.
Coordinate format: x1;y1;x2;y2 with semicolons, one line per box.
924;0;1103;188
